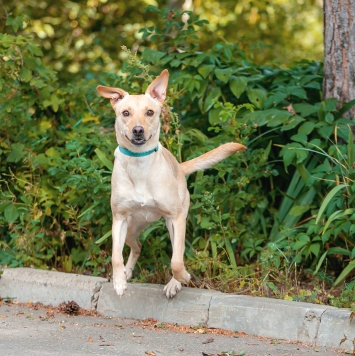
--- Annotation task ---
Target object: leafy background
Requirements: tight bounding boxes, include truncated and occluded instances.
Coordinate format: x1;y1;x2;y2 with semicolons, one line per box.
0;1;354;308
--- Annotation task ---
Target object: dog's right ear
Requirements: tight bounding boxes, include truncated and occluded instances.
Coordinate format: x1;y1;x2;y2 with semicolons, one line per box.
96;86;128;108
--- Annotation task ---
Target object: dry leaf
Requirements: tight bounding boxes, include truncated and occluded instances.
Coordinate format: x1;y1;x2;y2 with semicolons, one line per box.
145;352;156;356
88;337;94;343
284;104;296;115
339;334;347;346
196;328;206;334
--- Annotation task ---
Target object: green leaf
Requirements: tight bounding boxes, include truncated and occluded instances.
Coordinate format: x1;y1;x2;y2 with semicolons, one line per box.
247;88;267;109
293;103;318;117
141;49;166;64
327;247;352;256
347;125;354;168
325;112;334;123
6;16;24;32
95;148;113;171
281;115;304;131
27;43;43;56
309;243;320;257
19;67;32;82
298;122;315;135
292;237;310;250
322;209;355;235
43;94;64;112
290;133;307;143
281;143;308;166
7;143;26;163
4;204;19;223
203;87;221;113
45;147;61;158
200;216;215;229
313;251;328;275
214;68;234;83
316;184;348;224
225;237;237;268
287;87;307;99
333;260;355;287
197;64;215;79
289;205;309;217
229;76;248;99
95;230;112;245
0;33;12;48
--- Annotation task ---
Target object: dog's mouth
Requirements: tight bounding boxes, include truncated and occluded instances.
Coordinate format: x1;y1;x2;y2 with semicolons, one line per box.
126;135;152;146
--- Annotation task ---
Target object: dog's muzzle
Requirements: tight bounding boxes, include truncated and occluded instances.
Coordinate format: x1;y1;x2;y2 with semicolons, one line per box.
130;126;147;145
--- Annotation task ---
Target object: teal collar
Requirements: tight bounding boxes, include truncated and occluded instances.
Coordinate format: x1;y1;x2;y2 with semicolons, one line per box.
119;145;159;157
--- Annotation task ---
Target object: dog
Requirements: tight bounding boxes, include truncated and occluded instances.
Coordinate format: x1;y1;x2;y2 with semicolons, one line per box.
97;69;246;298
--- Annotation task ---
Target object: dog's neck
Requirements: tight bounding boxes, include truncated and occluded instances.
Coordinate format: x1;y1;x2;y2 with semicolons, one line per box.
118;145;159;157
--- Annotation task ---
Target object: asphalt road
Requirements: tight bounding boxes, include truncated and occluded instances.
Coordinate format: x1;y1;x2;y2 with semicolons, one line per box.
0;302;342;356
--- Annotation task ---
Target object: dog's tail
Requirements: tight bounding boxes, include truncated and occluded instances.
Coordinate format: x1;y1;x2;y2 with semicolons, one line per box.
180;142;246;176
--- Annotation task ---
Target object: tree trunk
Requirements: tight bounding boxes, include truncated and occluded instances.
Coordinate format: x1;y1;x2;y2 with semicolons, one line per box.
323;0;355;121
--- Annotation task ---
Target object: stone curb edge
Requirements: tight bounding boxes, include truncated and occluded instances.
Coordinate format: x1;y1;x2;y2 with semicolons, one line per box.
0;268;354;351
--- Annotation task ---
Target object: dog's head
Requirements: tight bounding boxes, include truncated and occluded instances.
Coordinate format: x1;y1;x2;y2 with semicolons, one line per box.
97;70;169;151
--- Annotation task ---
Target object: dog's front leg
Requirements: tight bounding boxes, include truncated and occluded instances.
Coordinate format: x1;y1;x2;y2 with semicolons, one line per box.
111;216;128;296
164;214;191;298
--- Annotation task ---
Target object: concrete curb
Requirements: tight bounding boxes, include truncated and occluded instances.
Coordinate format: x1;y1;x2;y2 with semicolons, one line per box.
0;268;106;310
1;268;354;351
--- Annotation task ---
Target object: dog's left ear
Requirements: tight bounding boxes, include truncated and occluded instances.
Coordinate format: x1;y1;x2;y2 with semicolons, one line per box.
145;69;169;103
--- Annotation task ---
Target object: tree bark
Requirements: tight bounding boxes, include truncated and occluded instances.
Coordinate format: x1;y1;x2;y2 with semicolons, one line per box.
323;0;355;120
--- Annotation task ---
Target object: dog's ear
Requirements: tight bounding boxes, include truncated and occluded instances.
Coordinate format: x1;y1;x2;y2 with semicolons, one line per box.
145;69;169;103
96;86;128;107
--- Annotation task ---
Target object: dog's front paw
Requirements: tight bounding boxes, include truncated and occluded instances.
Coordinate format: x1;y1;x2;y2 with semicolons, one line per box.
113;272;128;297
163;278;182;299
113;282;127;296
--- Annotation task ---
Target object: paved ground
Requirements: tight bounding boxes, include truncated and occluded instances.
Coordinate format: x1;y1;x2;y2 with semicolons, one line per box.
0;302;343;356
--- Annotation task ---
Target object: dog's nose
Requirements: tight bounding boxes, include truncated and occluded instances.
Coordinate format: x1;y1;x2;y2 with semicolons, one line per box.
132;126;144;137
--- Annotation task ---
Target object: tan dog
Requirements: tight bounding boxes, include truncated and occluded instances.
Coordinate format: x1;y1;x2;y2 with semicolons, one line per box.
97;70;246;298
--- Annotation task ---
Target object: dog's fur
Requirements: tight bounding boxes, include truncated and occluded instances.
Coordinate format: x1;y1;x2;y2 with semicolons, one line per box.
97;70;246;298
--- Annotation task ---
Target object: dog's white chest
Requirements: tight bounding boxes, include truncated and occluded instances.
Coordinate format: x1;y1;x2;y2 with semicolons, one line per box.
133;182;153;206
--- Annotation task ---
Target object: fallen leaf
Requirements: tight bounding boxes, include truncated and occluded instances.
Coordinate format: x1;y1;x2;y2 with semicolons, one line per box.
202;337;214;344
88;337;94;343
196;328;206;334
59;326;66;330
0;315;7;319
284;104;296;115
145;352;156;356
339;334;347;346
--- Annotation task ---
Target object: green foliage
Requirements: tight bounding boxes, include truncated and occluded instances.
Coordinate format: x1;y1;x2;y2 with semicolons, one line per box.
330;280;355;310
1;8;354;303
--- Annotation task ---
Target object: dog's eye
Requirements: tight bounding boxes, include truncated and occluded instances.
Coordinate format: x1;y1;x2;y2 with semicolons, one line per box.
147;110;154;117
122;110;130;117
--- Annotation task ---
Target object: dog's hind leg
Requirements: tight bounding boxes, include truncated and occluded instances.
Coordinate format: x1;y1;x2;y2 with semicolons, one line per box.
164;213;191;298
125;217;148;280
